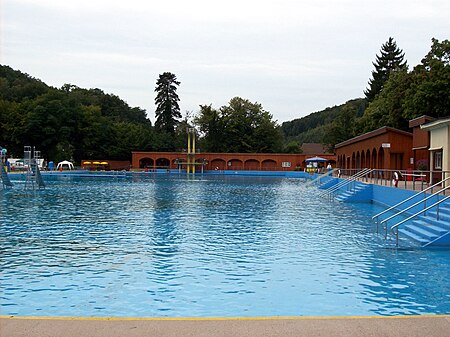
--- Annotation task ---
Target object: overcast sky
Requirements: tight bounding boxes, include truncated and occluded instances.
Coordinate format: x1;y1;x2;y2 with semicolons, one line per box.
1;0;448;123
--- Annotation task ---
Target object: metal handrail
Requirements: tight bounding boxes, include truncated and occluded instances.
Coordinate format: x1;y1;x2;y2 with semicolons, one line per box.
349;169;374;191
372;175;450;230
390;193;450;247
304;168;339;187
320;168;371;198
319;168;372;198
379;184;450;238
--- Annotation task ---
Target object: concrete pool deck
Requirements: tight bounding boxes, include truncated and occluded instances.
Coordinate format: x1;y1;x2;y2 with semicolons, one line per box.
1;315;450;337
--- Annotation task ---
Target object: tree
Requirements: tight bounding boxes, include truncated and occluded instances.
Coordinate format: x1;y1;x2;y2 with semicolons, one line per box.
108;121;154;160
359;69;411;132
403;38;450;119
283;140;302;154
0;99;25;157
194;105;225;152
364;37;407;102
0;65;48;102
154;72;181;136
0;65;157;162
195;97;283;153
172;111;194;151
20;89;80;161
325;103;360;148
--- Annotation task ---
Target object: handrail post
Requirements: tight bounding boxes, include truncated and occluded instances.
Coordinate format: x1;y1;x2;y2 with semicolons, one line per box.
436;193;440;220
384;221;388;239
396;228;399;247
403;170;406;189
423;190;427;216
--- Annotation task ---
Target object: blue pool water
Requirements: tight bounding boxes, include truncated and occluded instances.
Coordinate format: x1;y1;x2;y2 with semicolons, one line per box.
1;175;449;317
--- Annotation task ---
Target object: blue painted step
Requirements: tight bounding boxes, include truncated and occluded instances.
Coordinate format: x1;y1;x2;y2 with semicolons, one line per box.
399;216;450;247
318;178;338;190
397;228;429;246
416;215;450;230
335;182;371;202
425;205;450;224
403;224;441;241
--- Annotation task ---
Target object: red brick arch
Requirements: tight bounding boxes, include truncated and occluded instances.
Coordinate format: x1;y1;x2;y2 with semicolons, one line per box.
261;159;277;171
132;152;336;171
211;159;226;170
244;159;260;170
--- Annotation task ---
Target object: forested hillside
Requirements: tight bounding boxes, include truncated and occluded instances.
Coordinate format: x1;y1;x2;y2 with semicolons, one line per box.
281;98;367;145
281;38;450;150
0;66;284;162
0;65;154;162
0;38;448;162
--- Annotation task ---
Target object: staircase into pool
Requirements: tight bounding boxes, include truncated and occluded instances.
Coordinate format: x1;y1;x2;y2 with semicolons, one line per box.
334;182;371;202
318;168;373;201
398;203;450;247
373;176;450;248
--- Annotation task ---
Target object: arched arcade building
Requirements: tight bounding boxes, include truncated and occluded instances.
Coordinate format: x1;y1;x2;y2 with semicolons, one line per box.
131;152;336;172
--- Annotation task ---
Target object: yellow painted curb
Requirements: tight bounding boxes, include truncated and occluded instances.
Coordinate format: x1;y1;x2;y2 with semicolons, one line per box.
1;314;449;321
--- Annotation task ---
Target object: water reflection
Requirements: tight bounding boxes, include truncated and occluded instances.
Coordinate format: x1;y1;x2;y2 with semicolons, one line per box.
1;175;449;317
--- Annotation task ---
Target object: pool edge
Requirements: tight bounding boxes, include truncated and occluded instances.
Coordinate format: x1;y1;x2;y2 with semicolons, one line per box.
1;314;449;321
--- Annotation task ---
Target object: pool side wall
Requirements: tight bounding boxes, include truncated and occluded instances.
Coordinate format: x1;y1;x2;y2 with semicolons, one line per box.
8;169;444;216
312;173;443;216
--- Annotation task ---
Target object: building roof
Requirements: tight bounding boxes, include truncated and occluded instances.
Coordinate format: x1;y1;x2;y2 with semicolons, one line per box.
421;117;450;131
301;143;330;154
409;115;435;128
335;126;412;148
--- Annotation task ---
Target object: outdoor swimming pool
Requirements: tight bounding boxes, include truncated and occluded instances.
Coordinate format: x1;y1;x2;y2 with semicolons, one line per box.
1;175;449;317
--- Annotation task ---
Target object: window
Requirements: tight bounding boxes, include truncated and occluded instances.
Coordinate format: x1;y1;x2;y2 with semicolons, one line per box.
434;151;442;170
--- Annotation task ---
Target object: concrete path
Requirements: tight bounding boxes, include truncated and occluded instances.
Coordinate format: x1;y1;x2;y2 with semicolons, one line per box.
1;315;450;337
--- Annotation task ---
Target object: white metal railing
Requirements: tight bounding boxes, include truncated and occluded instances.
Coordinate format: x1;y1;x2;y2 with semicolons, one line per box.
319;168;371;199
373;175;450;235
390;192;450;247
304;168;339;187
339;168;450;193
379;184;450;240
319;168;372;199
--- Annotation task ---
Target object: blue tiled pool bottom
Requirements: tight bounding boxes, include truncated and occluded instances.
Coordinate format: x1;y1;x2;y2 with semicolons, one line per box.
1;175;449;317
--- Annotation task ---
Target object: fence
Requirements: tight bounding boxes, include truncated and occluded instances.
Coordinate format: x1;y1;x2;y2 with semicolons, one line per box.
336;168;450;193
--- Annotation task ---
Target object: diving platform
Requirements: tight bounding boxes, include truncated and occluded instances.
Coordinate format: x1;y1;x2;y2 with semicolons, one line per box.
183;128;208;174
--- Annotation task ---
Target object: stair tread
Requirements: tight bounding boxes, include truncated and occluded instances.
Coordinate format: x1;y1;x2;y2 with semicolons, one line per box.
414;219;450;230
399;228;429;244
404;224;439;239
416;216;450;229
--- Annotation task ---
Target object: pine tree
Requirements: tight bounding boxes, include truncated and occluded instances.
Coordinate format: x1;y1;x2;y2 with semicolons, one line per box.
154;72;181;135
364;37;407;102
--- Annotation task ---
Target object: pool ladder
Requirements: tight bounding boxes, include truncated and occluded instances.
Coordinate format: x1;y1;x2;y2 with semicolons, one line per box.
304;168;339;187
319;168;373;199
373;175;450;247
